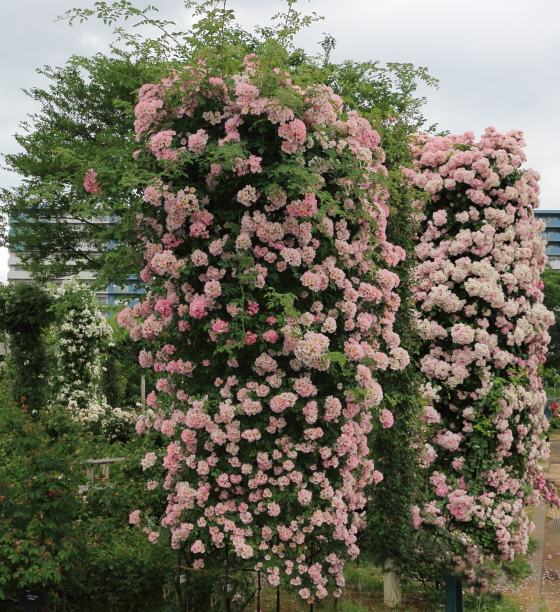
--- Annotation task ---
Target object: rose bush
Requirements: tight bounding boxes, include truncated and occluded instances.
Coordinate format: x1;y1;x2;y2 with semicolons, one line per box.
410;127;557;588
114;55;410;602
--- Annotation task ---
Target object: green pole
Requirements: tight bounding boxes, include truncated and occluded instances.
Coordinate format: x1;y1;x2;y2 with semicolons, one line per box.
445;573;463;612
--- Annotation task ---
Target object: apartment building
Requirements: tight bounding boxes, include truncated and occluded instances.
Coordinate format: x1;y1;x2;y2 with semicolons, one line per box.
534;209;560;270
7;216;138;305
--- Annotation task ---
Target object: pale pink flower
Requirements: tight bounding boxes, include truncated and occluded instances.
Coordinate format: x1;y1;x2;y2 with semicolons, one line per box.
141;452;157;470
191;540;206;554
379;408;394;429
84;168;101;193
188;129;208;154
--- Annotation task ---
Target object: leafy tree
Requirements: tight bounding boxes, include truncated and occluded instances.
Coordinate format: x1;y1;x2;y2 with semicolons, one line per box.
1;52;166;289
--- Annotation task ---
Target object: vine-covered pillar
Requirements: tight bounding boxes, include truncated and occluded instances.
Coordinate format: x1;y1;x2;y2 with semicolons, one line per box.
411;127;558;587
115;53;410;605
0;283;55;412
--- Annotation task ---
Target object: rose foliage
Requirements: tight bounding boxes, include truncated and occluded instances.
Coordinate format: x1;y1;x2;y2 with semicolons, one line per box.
116;56;411;602
410;127;556;587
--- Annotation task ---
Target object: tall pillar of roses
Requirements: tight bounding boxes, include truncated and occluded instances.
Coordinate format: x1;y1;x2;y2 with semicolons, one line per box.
411;127;557;588
115;56;410;604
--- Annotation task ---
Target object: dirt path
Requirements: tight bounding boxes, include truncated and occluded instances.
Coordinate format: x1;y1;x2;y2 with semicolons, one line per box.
499;434;560;612
541;437;560;611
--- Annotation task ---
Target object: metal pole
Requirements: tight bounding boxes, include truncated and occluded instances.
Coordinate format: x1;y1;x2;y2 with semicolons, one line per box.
445;573;463;612
445;573;454;612
141;376;146;409
455;576;463;612
256;571;261;612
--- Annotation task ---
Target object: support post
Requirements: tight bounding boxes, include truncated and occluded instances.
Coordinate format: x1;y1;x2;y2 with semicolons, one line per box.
445;573;463;612
256;571;261;612
141;376;146;409
383;558;402;608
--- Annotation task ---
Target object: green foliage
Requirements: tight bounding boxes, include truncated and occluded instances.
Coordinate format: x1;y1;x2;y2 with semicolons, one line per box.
325;60;438;133
103;311;151;408
356;126;427;582
501;556;532;584
1;52;165;289
0;283;55;411
464;592;522;612
0;387;183;611
338;601;370;612
101;357;127;407
0;403;83;599
542;268;560;368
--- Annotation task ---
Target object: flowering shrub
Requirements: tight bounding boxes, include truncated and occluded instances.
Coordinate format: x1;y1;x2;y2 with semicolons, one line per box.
410;127;556;587
50;279;138;433
116;56;409;602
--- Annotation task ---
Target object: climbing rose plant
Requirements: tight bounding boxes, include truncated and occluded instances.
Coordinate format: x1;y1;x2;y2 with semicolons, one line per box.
410;128;556;588
50;279;137;431
116;56;410;602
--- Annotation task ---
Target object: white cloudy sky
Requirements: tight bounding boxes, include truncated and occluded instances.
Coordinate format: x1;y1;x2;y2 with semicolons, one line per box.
1;0;559;282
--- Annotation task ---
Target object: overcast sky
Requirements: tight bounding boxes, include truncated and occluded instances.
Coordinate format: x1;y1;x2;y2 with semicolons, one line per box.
1;0;559;282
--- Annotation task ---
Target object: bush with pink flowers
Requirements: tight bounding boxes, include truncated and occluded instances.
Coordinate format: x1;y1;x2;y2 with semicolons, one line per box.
115;55;411;603
411;127;556;587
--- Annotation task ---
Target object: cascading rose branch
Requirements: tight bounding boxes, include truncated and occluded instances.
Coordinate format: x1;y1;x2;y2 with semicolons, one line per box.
410;127;557;589
116;56;409;602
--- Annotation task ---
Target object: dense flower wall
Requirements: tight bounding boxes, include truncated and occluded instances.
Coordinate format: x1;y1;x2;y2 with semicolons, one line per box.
410;128;556;587
116;56;410;602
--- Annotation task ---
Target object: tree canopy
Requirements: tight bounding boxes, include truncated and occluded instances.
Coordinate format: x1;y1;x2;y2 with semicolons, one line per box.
542;267;560;368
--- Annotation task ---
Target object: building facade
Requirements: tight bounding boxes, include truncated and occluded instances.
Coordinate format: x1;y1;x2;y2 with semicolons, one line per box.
7;216;138;305
534;210;560;270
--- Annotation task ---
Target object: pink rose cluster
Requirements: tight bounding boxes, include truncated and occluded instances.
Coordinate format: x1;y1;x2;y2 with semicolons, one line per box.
84;168;101;193
119;56;409;602
411;127;557;585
